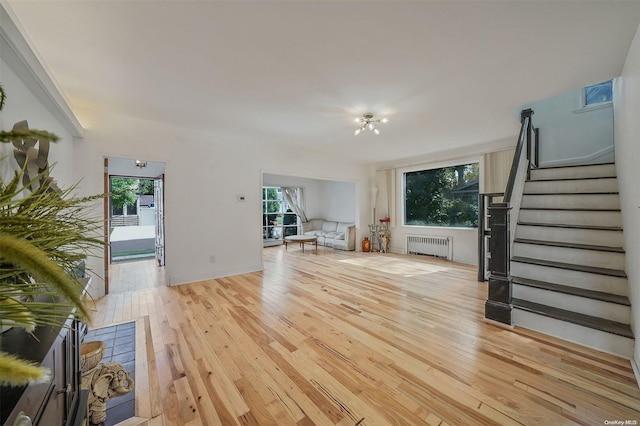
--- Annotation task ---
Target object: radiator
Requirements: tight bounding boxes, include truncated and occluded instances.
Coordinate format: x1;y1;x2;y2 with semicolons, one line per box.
406;235;452;260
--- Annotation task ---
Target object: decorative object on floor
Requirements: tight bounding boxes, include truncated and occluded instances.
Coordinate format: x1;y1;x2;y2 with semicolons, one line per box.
354;113;388;135
83;323;136;425
379;218;391;253
368;224;380;252
81;340;106;370
83;362;134;425
362;237;371;252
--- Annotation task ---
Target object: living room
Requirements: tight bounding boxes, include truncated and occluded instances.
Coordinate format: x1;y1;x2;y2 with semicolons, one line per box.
1;1;640;424
3;1;637;295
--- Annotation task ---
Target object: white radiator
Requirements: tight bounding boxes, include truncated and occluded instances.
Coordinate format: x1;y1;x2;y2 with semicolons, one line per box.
406;235;452;260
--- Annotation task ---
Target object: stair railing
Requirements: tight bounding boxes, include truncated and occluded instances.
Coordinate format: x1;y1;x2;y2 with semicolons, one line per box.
482;109;536;325
477;192;504;281
505;109;535;203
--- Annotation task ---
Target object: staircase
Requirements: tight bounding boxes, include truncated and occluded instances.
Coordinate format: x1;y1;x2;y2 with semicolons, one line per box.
510;163;634;358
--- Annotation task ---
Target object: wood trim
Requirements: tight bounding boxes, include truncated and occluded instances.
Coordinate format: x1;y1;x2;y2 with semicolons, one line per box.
103;157;109;295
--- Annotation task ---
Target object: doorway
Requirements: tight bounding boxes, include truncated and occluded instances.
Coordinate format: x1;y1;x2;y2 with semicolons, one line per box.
104;157;166;294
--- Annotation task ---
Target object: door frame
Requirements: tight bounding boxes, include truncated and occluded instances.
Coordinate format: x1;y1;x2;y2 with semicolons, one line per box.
103;158;110;294
103;158;166;295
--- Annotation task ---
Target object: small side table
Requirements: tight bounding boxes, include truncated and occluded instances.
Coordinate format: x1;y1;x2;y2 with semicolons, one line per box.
284;235;318;252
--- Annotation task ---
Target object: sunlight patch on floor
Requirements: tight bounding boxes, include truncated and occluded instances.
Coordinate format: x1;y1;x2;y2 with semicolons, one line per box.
339;256;451;277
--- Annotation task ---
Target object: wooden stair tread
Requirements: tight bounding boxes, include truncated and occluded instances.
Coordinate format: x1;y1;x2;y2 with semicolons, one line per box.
519;207;621;212
532;162;615;170
523;191;619;195
511;276;630;306
511;298;634;338
517;222;623;231
527;176;617;182
511;256;627;278
513;238;624;253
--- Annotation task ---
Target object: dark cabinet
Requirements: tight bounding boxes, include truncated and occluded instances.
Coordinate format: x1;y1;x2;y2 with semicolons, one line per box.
1;314;86;426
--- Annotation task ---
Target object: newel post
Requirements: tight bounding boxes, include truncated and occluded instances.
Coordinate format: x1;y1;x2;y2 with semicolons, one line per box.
484;202;512;325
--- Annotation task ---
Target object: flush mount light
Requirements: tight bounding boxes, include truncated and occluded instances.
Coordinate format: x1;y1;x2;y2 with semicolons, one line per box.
354;113;388;135
135;160;147;168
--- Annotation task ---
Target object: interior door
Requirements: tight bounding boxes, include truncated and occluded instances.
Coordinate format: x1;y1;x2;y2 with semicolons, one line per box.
154;176;165;267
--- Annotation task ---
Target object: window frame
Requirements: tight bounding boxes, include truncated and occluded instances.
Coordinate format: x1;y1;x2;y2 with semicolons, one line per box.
401;157;481;229
262;186;298;241
577;80;613;113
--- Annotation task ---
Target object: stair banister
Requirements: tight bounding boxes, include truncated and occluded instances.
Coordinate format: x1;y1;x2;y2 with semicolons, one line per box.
484;109;535;325
505;109;534;202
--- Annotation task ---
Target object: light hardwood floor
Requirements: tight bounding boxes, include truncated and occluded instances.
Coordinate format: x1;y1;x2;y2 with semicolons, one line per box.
90;247;640;425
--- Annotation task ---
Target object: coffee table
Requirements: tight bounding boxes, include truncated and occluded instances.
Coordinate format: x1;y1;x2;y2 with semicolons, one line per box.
284;235;317;253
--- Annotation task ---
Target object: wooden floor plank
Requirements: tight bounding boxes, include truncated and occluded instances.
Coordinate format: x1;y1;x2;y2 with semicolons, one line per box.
94;248;640;425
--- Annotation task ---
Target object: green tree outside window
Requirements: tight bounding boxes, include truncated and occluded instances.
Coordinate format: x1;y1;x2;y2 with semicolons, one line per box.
405;163;479;228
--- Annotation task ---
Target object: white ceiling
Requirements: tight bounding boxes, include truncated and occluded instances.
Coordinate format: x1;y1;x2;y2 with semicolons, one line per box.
6;1;640;165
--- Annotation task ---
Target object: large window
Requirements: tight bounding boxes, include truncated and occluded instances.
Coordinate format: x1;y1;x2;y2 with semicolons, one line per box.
262;187;298;243
404;163;479;228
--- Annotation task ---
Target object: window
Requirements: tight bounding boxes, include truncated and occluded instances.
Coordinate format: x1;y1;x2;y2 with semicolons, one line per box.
262;186;298;242
404;163;479;228
584;80;612;106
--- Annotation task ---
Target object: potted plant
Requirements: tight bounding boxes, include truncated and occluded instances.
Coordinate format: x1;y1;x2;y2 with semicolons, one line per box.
0;84;105;386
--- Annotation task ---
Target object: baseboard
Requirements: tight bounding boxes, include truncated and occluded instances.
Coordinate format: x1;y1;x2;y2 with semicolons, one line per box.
539;145;614;168
483;317;514;329
169;263;264;286
631;357;640;388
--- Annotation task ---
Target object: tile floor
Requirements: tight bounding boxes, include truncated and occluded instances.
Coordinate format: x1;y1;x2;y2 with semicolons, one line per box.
84;321;136;426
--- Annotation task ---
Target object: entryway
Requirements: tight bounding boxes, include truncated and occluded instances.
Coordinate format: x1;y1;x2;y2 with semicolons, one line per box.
104;157;166;294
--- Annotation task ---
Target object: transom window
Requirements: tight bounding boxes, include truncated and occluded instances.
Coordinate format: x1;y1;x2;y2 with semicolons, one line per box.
584;80;613;106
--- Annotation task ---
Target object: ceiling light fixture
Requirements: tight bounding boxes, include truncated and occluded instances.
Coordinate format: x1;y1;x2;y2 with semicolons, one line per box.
354;113;388;135
135;160;147;168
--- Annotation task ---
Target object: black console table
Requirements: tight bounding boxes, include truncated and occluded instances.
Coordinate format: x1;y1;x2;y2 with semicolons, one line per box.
1;281;89;426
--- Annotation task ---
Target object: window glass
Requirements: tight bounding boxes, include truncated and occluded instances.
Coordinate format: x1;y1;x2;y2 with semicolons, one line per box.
262;186;298;240
404;163;479;228
585;80;612;105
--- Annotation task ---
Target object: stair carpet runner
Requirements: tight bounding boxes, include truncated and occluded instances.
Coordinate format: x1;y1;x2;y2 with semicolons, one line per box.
510;163;634;358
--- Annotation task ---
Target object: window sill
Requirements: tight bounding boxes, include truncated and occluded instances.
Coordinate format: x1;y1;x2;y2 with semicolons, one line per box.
403;224;477;231
574;101;612;114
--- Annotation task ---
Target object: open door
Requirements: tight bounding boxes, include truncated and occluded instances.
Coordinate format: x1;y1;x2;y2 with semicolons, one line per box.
154;175;165;267
103;158;110;294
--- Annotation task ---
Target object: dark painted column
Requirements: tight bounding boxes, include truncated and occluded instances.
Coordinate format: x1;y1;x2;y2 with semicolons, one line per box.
484;202;512;325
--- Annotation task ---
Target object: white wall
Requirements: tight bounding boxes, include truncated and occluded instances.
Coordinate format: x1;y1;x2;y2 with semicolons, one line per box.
614;23;640;369
318;180;356;223
0;57;75;187
522;87;614;167
74;107;370;295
